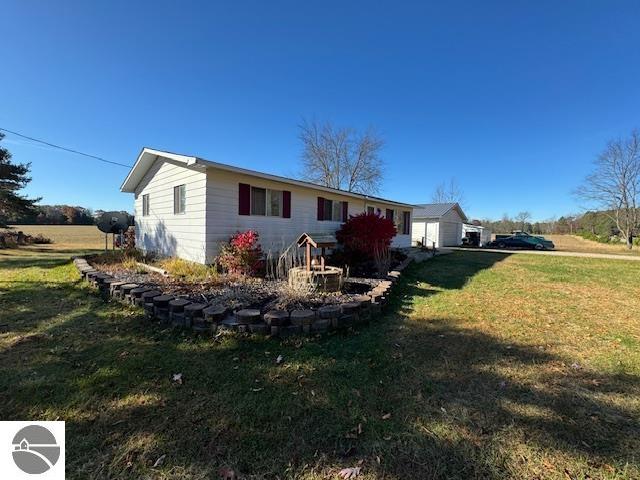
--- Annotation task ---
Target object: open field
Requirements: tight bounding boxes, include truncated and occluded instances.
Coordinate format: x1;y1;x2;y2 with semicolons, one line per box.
545;234;639;256
3;224;106;251
1;244;639;479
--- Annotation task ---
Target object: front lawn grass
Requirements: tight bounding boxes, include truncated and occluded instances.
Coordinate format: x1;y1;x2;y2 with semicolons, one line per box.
0;248;638;479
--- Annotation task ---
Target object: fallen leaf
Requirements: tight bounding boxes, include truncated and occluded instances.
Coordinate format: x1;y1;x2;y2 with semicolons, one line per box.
172;373;183;384
338;466;361;479
152;454;166;467
276;354;284;364
381;413;391;420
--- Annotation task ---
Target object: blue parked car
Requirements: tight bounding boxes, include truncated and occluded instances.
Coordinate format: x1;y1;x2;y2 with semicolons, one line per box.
488;231;555;250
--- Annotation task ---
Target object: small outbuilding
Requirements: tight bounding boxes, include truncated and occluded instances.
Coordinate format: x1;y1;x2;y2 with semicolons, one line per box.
411;203;468;248
462;223;492;247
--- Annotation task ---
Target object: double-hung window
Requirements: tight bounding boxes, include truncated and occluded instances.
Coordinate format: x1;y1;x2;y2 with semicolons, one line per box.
142;194;150;216
320;198;346;221
251;186;282;216
173;184;186;214
402;211;411;235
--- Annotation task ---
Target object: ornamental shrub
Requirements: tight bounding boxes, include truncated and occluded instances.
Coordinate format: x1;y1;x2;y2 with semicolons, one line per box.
335;212;397;263
218;230;264;276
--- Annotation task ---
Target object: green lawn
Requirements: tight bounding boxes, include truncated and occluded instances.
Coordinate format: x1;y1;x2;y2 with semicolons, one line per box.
1;246;639;479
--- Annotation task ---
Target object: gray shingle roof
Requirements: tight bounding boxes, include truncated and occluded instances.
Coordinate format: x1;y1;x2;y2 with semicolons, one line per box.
413;203;467;220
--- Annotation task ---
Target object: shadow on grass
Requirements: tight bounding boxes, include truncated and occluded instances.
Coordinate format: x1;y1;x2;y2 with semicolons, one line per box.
395;251;512;316
0;255;73;270
0;251;638;479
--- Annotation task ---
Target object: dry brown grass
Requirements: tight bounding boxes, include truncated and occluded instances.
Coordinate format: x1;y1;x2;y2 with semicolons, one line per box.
157;257;218;281
4;224;106;250
546;234;640;256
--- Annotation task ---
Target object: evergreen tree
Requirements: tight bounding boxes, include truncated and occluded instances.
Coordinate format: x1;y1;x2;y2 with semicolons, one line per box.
0;132;40;227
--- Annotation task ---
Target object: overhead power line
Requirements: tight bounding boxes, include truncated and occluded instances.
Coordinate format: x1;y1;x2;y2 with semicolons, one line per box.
0;127;133;168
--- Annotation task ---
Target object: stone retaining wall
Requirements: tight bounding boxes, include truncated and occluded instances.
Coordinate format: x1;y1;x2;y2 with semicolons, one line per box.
71;256;413;338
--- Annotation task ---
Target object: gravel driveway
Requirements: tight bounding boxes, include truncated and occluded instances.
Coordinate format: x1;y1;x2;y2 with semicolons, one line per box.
447;247;640;261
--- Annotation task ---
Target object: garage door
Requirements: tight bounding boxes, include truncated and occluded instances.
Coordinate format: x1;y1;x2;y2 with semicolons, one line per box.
440;221;462;246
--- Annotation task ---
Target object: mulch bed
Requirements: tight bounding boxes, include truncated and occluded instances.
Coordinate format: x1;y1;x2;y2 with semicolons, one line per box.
90;260;382;313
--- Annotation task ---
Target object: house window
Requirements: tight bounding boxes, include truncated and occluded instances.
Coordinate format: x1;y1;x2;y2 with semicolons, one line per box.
385;208;394;221
268;189;281;217
321;198;332;220
322;199;346;221
402;211;411;235
142;194;150;216
367;206;375;215
251;187;266;216
251;186;282;216
173;184;186;214
331;200;344;221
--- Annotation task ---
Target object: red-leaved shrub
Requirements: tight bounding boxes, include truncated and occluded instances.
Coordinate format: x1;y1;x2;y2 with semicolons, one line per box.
218;230;264;276
335;212;397;264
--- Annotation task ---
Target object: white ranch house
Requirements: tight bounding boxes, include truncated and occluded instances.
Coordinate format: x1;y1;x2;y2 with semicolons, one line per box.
411;203;468;248
121;148;414;264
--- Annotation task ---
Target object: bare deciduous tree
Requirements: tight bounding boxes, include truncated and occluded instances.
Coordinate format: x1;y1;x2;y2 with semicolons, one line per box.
298;119;384;194
515;211;532;231
575;130;640;249
431;178;466;207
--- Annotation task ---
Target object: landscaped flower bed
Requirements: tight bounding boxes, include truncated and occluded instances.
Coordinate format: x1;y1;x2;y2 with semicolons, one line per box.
72;252;412;337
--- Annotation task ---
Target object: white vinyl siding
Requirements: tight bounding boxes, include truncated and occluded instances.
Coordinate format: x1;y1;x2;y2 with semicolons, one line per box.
205;168;411;260
134;158;207;263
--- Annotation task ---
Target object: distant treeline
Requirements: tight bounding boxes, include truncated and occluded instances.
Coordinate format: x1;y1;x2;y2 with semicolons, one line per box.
8;205;95;225
480;210;628;238
8;205;99;225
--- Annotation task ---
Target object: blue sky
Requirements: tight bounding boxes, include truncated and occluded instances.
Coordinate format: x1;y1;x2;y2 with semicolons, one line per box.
2;1;639;221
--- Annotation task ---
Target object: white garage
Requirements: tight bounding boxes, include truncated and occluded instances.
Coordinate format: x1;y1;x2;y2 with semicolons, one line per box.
411;203;468;248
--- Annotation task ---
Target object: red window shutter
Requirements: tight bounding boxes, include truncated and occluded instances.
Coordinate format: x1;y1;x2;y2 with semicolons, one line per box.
238;183;250;215
342;201;348;222
317;197;325;221
386;208;394;221
282;190;291;218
